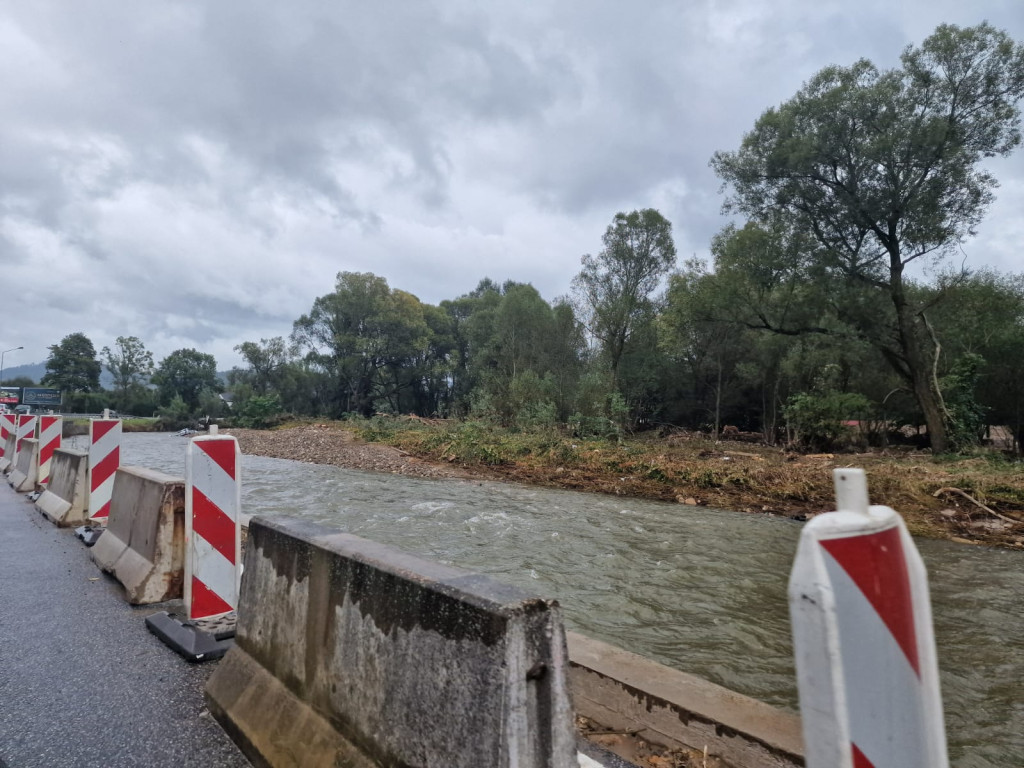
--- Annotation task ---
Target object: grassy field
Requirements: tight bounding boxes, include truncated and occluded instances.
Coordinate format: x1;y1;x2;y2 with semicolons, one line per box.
333;416;1024;548
63;417;162;436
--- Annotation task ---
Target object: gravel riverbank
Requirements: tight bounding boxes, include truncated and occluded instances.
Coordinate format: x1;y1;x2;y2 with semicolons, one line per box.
224;420;1024;548
226;424;481;480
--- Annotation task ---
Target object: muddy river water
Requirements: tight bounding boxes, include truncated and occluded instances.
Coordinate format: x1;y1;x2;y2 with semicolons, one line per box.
97;433;1023;767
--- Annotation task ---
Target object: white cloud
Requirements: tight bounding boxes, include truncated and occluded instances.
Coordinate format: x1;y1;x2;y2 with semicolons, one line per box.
0;0;1022;372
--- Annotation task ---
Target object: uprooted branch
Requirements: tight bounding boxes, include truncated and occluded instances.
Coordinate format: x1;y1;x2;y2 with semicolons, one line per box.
933;487;1021;526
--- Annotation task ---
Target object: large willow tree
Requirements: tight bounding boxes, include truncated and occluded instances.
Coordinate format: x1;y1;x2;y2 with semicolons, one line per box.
711;23;1024;452
572;209;676;382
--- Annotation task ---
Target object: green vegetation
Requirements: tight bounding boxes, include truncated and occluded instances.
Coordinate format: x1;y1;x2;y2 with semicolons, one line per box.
64;417;160;435
42;333;102;393
31;24;1024;458
322;416;1022;544
710;22;1024;453
102;336;155;412
152;348;219;411
33;334;218;424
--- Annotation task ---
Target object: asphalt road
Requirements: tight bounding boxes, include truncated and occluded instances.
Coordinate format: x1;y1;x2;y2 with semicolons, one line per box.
0;484;250;768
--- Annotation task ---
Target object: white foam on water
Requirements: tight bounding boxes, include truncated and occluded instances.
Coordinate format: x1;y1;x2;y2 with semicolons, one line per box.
410;500;456;513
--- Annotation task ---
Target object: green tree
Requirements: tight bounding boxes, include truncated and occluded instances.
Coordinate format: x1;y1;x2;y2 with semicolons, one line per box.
572;209;677;382
547;301;586;421
228;337;327;417
442;279;504;417
414;303;457;417
233;337;294;396
472;283;562;425
42;332;101;393
153;348;220;410
928;270;1024;451
437;280;586;426
662;260;751;437
711;22;1024;452
292;272;434;417
101;336;154;411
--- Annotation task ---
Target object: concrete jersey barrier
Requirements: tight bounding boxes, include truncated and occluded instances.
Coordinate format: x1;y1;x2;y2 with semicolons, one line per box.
91;466;186;604
567;632;804;768
36;448;90;526
0;431;15;473
8;437;39;493
206;516;577;768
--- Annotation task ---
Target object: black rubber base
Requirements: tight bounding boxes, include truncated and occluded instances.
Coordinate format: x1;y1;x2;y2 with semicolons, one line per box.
576;737;643;768
74;525;104;546
577;741;638;768
145;611;235;662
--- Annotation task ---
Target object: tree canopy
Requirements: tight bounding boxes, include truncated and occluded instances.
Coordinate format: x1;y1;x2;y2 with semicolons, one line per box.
572;209;676;380
102;336;154;409
292;272;435;417
153;348;220;410
710;22;1024;451
42;333;101;393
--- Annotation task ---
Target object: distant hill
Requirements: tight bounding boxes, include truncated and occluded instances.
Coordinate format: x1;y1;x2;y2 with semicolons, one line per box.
0;362;47;385
2;362;115;389
1;361;230;389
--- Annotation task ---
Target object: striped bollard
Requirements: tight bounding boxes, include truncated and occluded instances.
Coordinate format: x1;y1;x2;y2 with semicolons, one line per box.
0;415;14;468
0;413;14;464
38;416;62;486
88;418;122;521
789;468;948;768
185;431;241;620
15;414;37;462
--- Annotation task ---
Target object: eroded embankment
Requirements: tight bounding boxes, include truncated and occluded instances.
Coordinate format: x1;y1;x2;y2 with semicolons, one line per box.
226;421;1024;549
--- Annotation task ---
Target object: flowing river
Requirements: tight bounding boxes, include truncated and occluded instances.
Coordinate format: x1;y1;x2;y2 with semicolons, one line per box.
92;432;1024;767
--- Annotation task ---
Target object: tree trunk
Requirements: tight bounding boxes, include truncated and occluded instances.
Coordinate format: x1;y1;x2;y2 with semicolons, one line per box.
895;303;949;453
888;249;949;453
713;357;722;441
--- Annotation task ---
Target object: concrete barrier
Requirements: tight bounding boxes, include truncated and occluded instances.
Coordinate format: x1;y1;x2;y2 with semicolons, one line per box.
8;437;39;493
36;448;90;526
0;430;15;473
206;516;576;768
91;466;186;604
568;632;804;768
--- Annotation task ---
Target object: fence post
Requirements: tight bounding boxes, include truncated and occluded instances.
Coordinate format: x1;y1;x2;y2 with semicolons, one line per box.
788;468;948;768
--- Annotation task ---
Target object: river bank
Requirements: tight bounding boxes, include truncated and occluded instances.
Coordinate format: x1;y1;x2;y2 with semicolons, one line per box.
225;420;1024;549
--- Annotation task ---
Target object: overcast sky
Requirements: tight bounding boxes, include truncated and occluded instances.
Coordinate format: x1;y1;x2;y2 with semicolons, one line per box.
1;1;1022;372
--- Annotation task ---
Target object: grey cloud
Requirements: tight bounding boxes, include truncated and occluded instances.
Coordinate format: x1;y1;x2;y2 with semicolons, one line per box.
1;0;1021;367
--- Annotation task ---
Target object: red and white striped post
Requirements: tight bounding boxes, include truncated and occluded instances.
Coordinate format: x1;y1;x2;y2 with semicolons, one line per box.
15;414;37;462
38;415;62;486
0;413;14;461
88;417;122;521
185;429;241;620
789;468;948;768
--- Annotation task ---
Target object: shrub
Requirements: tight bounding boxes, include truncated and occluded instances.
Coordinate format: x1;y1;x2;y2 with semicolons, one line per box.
235;394;285;429
155;395;194;431
784;390;872;451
